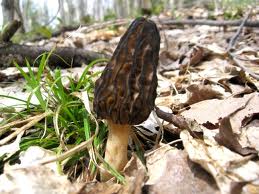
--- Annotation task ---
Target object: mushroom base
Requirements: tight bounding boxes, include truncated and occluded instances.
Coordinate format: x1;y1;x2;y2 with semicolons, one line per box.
101;120;131;181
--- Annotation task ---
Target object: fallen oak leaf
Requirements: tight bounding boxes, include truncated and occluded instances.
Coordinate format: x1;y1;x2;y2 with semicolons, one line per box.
145;145;219;194
181;92;259;130
215;116;257;156
184;84;223;105
179;45;207;74
181;130;259;194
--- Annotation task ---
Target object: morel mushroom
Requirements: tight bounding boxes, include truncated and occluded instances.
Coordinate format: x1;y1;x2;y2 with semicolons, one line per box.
94;17;160;181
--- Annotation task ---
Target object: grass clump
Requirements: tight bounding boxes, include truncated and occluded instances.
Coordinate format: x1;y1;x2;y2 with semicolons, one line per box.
0;52;125;183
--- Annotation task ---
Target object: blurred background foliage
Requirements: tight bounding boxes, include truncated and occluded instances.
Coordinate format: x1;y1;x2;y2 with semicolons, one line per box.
0;0;257;41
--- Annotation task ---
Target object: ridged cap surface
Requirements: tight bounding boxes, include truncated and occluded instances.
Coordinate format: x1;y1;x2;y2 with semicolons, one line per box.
94;17;160;125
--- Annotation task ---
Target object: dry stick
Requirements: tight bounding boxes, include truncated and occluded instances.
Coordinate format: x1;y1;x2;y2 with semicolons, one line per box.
160;19;259;28
43;0;61;26
39;115;100;165
227;9;252;52
155;107;190;131
226;9;259;81
155;108;201;140
153;111;164;149
0;111;52;145
145;139;182;157
39;138;94;165
231;56;259;80
0;116;37;136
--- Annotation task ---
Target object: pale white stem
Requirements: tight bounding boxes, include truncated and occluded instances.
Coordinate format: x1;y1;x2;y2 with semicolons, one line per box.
101;120;131;181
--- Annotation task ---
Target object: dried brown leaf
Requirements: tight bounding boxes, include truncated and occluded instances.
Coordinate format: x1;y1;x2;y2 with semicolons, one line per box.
145;145;219;194
181;93;259;129
245;119;259;153
0;166;81;194
215;116;256;155
185;84;223;105
179;46;207;74
181;130;259;194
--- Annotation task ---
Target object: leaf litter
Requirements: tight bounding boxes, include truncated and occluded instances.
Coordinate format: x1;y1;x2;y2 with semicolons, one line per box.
0;6;259;194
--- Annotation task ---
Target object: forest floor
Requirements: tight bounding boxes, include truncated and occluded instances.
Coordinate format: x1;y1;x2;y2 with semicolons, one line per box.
0;6;259;194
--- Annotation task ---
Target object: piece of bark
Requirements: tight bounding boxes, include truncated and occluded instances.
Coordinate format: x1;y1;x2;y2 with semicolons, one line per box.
0;43;109;68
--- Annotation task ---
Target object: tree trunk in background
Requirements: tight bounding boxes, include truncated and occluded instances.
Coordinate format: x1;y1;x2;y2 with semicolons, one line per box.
78;0;87;20
1;0;25;32
140;0;151;9
93;0;102;20
2;0;234;33
177;0;183;9
128;0;135;16
114;0;128;18
60;0;68;25
66;0;76;24
1;0;15;26
13;0;25;32
21;0;31;32
43;0;50;25
165;0;175;12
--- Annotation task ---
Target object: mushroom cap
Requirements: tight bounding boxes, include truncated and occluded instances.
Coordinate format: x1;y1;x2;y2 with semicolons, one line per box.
94;17;160;125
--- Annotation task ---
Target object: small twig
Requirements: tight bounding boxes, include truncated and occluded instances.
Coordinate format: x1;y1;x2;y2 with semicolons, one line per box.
44;0;61;26
226;9;259;81
153;111;164;149
145;139;182;157
39;138;94;165
227;9;252;52
39;114;100;165
0;116;36;136
230;54;259;80
155;107;189;131
0;111;52;145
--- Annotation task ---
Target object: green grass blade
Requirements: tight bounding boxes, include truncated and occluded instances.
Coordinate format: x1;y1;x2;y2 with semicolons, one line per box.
13;61;31;83
76;58;108;90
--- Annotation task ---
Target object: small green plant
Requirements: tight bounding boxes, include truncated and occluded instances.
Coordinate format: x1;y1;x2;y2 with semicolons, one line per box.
80;15;93;24
216;0;257;19
104;9;117;21
151;1;164;15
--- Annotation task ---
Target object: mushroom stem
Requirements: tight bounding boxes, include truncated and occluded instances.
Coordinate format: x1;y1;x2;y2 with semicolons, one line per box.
101;120;131;181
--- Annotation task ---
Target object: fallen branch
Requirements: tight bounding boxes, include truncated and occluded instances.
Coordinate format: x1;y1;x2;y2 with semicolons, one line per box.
0;43;109;68
30;19;130;42
161;19;259;28
29;18;259;42
230;55;259;80
226;9;259;81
